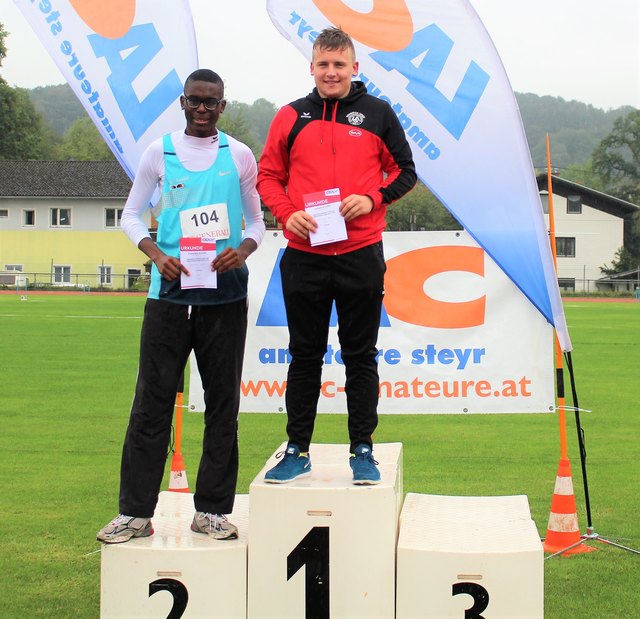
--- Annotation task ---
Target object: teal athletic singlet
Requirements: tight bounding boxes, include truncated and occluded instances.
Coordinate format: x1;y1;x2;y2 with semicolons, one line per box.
148;132;248;305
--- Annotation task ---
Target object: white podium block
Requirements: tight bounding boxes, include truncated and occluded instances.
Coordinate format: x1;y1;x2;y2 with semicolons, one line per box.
101;491;249;618
396;493;543;619
248;442;403;619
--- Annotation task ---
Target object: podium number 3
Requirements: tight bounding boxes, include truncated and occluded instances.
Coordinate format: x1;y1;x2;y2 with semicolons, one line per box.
452;582;489;619
287;526;330;619
149;578;189;619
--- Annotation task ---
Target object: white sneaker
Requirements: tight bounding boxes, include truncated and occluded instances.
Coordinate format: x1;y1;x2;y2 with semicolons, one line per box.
97;514;153;544
190;512;238;540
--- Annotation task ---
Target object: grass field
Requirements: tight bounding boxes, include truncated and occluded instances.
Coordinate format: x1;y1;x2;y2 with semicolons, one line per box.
0;292;638;617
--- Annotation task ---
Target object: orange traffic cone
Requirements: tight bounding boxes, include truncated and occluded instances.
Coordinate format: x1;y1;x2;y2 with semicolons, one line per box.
168;450;190;493
168;391;190;493
543;457;595;555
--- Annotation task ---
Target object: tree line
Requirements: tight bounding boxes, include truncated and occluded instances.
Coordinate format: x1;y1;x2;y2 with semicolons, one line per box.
1;22;638;268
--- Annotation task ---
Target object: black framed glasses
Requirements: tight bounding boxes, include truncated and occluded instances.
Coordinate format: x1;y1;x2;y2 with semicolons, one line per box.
183;94;222;110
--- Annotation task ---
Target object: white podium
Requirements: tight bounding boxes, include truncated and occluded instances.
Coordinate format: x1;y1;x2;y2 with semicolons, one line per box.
247;442;403;619
99;447;545;618
396;493;544;619
100;491;249;618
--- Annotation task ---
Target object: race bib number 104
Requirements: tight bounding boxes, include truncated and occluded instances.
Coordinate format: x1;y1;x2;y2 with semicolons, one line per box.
179;203;230;240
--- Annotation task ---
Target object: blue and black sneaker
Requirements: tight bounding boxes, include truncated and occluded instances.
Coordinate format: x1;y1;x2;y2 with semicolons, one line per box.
264;444;312;484
350;444;381;485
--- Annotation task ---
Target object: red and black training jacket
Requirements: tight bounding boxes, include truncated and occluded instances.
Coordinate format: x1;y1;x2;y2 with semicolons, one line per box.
257;81;417;255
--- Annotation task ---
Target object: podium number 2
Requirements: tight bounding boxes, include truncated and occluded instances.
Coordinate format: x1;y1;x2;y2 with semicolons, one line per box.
149;578;188;619
287;526;330;619
452;582;489;619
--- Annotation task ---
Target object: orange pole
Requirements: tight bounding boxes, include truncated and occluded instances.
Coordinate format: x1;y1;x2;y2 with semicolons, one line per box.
174;391;184;454
546;134;568;459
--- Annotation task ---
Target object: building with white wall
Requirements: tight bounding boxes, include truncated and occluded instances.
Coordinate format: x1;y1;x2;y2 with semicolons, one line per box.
537;174;639;292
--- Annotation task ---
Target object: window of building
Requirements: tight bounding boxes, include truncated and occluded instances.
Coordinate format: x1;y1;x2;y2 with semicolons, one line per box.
0;209;8;218
558;278;575;292
538;192;549;215
105;208;124;228
4;264;23;272
556;237;576;257
51;208;71;227
23;210;35;226
127;268;142;288
98;265;112;286
567;195;582;214
53;265;71;285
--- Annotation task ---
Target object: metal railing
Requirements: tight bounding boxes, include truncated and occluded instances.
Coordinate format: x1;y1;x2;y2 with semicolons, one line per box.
0;272;149;292
1;272;637;297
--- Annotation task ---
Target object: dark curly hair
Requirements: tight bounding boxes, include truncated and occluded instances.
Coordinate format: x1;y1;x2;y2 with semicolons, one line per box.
184;69;223;90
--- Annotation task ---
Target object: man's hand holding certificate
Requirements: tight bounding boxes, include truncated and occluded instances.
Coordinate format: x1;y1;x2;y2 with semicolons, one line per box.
179;237;217;289
303;188;348;246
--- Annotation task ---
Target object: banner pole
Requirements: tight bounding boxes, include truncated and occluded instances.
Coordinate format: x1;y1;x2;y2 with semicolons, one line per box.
175;370;185;456
545;135;568;460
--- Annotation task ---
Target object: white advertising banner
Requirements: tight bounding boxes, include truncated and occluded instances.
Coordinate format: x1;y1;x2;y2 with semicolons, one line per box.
266;0;571;351
189;231;554;414
14;0;197;180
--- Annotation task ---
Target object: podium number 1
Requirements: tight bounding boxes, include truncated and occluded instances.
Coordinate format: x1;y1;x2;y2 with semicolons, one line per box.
287;526;330;619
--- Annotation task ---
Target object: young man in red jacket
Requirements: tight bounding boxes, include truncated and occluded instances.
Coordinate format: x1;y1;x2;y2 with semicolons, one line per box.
257;27;416;484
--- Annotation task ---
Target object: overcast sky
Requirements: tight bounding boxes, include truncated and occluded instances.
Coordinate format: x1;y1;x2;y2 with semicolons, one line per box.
1;0;638;110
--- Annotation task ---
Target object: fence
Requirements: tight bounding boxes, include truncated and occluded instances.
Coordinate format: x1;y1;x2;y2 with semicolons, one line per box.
0;272;149;292
1;272;637;298
558;277;639;295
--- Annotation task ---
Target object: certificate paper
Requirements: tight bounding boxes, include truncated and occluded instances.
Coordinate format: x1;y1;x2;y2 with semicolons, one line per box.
179;237;217;289
303;188;348;246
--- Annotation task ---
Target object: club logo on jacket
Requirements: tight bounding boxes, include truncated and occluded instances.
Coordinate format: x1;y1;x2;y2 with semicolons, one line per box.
300;111;312;119
346;111;365;126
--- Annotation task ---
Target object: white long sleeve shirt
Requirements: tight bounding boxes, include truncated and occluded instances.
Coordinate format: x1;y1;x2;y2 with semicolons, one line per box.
121;130;265;248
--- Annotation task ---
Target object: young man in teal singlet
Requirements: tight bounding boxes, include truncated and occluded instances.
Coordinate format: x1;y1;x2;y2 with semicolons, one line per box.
97;69;265;543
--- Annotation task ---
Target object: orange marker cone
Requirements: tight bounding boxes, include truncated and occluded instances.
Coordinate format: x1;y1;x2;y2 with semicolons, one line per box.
543;457;595;555
168;391;190;493
168;451;190;493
